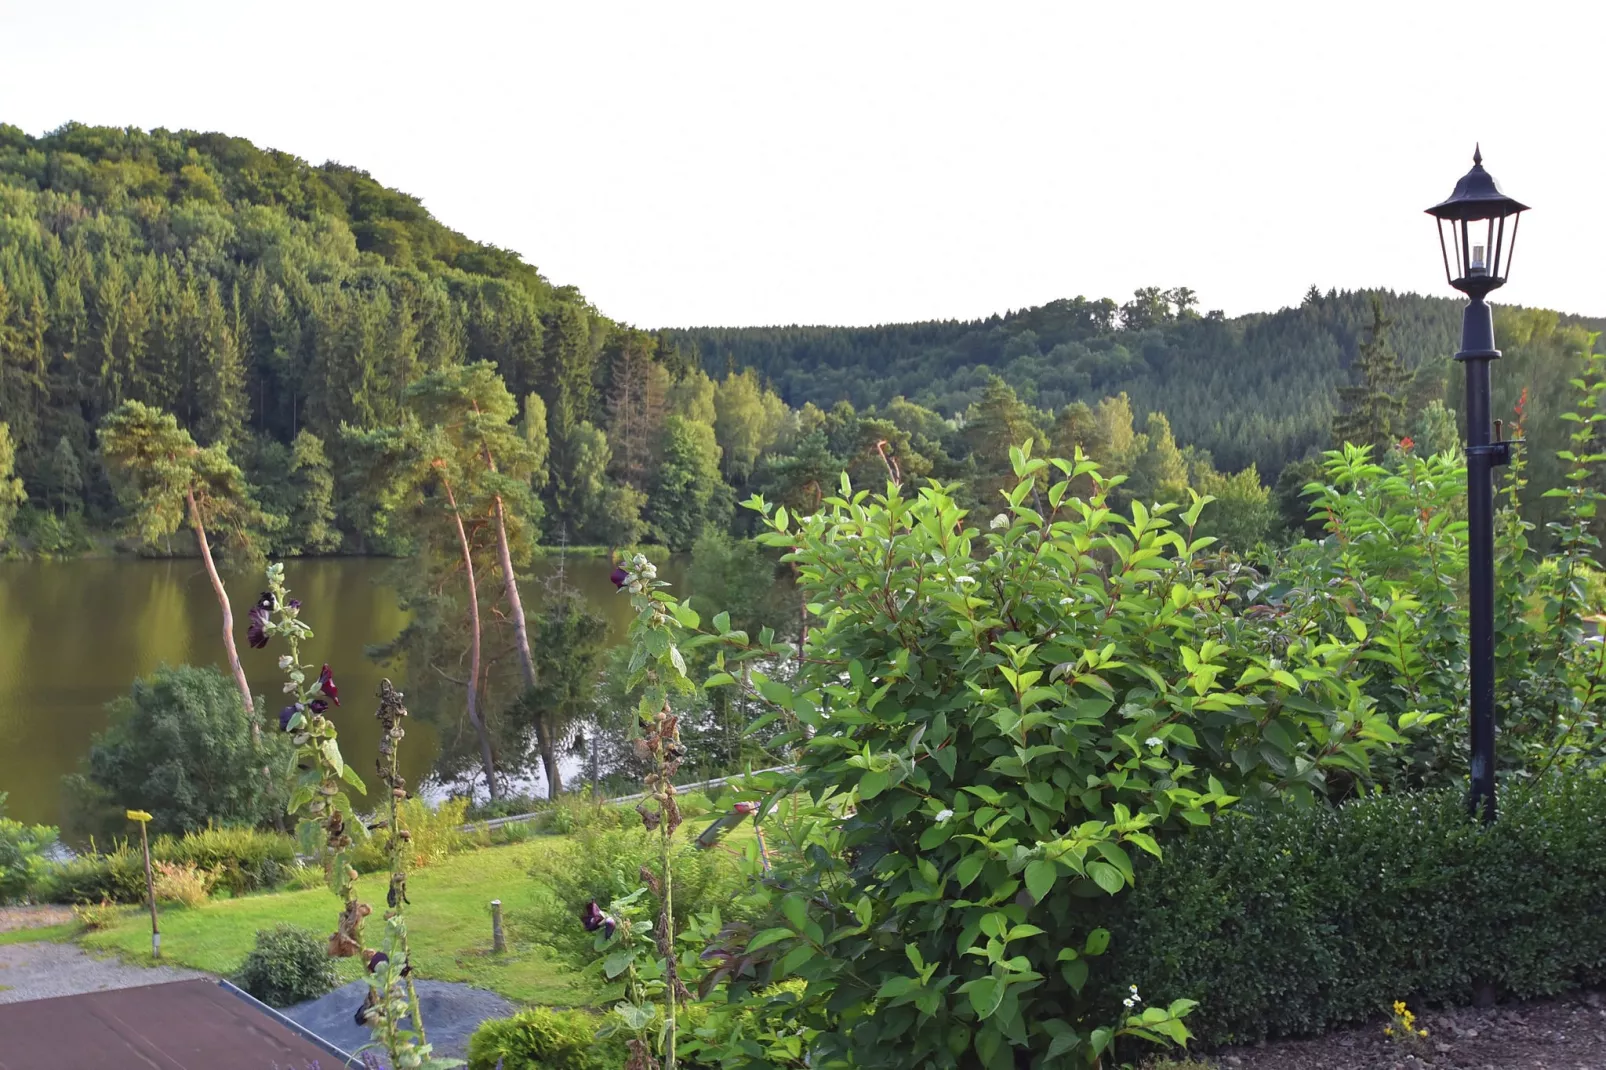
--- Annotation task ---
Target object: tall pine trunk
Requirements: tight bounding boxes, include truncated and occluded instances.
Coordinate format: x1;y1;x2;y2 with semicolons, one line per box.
537;726;562;799
187;489;256;734
474;415;546;797
440;474;499;798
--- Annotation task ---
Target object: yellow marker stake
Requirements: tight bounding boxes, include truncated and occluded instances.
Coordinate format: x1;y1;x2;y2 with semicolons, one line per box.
126;810;158;958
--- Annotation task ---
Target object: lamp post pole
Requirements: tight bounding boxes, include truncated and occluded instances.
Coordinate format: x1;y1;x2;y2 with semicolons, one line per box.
1426;146;1529;825
1457;295;1503;824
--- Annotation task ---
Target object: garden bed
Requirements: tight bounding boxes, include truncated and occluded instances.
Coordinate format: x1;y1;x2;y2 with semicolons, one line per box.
1212;991;1606;1070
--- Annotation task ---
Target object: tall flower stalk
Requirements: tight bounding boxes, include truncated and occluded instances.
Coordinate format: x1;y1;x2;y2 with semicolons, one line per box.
260;563;459;1070
595;552;697;1070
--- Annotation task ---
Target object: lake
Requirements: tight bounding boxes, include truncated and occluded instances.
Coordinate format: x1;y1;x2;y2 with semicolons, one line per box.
0;555;673;830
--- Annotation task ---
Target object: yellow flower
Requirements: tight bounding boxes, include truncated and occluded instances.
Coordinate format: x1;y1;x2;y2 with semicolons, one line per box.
1419;1029;1429;1038
1384;1027;1394;1036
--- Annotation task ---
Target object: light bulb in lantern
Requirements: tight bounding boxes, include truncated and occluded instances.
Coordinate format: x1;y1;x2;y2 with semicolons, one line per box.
1469;243;1488;275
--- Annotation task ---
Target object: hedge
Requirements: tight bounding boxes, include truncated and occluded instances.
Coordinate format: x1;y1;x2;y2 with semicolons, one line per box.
1105;775;1606;1047
36;826;296;903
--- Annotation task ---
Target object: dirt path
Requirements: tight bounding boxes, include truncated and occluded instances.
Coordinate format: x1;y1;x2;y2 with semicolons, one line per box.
0;940;207;1004
0;905;74;933
1213;992;1606;1070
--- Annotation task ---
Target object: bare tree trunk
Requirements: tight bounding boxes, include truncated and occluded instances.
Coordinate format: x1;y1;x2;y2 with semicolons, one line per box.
187;489;255;734
537;728;562;799
440;474;499;799
492;496;536;690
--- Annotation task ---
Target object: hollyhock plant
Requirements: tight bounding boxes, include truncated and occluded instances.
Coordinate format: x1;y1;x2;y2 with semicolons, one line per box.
247;592;274;649
317;664;340;706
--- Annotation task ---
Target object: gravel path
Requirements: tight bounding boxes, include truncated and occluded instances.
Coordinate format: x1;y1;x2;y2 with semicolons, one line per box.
284;979;515;1064
0;941;207;1004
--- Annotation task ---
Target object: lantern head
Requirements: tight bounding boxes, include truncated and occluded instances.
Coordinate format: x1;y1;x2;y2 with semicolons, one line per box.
1426;146;1529;297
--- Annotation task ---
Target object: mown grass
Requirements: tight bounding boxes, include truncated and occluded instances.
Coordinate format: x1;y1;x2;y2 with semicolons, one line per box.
82;836;591;1005
78;817;756;1006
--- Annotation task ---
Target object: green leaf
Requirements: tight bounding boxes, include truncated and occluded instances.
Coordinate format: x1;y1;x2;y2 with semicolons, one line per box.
965;976;1004;1020
339;763;367;794
1024;860;1057;903
1060;957;1089;992
782;896;809;932
1087;861;1124;895
956;851;986;889
859;769;889;800
1083;927;1111;956
747;927;796;952
602;949;635;979
319;738;343;775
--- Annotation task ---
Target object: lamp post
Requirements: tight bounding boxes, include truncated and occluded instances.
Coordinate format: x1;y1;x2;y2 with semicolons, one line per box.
1426;146;1529;824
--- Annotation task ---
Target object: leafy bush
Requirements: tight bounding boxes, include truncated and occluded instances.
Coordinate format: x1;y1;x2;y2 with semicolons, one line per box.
1106;776;1606;1046
526;825;749;963
72;898;120;931
234;924;341;1008
349;797;471;873
0;793;59;903
151;825;295;895
658;450;1415;1068
36;826;296;903
64;665;292;838
152;860;215;906
36;844;148;903
466;1007;624;1070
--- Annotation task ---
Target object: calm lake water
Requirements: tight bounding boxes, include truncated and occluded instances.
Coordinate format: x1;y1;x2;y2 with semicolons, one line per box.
0;555;671;829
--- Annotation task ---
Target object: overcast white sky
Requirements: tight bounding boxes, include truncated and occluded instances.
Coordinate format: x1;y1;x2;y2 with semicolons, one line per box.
1;1;1601;327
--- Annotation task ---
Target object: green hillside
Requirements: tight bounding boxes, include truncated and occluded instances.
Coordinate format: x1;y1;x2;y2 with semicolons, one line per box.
1;122;1601;559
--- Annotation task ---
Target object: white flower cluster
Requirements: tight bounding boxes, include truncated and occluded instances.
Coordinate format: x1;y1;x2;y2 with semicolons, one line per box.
625;552;658;594
1123;983;1142;1009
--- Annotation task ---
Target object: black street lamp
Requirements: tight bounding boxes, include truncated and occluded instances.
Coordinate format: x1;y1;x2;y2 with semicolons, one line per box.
1426;146;1529;823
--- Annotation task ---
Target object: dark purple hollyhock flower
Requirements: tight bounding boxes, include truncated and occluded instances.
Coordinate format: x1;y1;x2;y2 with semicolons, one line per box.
366;951;388;973
247;592;274;649
318;664;340;707
288;599;301;612
309;698;329;715
582;900;616;937
279;704;300;731
609;566;628;589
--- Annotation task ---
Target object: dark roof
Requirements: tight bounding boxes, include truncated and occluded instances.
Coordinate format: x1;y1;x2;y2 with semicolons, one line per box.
0;978;352;1070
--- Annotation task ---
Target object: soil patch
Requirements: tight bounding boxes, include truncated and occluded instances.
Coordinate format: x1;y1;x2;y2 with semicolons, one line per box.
0;905;74;933
1212;992;1606;1070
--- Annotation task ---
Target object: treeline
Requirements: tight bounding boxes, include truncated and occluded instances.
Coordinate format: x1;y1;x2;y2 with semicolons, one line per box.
1;122;1603;560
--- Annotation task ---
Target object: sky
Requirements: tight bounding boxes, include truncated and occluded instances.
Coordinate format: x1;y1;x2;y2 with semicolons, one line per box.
1;1;1602;328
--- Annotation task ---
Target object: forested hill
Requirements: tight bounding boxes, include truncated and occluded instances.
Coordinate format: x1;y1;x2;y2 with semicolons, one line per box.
3;122;1604;563
666;291;1606;477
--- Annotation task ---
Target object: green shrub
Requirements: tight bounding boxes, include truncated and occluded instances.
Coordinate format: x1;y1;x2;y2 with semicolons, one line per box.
151;825;295;895
36;826;298;903
0;794;59;903
1106;776;1606;1047
65;665;292;839
466;1007;624;1070
36;844;148;903
349;797;471;873
526;824;751;963
234;924;340;1008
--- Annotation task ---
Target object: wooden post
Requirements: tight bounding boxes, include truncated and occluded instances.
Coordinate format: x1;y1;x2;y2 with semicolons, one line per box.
490;899;506;953
127;810;158;958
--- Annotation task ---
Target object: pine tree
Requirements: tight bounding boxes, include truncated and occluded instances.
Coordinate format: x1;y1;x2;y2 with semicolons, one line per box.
1333;299;1411;456
98;401;273;723
287;430;340;554
0;423;25;547
48;435;82;518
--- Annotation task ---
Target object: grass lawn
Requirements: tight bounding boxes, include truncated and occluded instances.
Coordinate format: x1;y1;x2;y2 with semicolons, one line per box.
82;835;593;1005
77;818;753;1006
